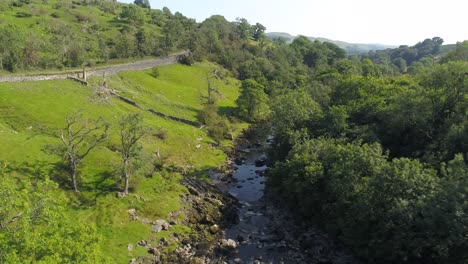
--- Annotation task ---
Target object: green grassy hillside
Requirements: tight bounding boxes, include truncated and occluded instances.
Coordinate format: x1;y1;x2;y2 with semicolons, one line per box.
0;62;245;263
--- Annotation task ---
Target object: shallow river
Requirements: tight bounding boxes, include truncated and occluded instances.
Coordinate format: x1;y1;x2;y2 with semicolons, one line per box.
220;136;357;264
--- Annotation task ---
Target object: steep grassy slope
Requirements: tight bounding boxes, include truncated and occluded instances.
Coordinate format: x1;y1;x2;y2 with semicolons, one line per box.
0;62;244;263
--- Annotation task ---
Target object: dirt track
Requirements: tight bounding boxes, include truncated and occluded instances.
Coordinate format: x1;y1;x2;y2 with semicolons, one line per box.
0;51;187;83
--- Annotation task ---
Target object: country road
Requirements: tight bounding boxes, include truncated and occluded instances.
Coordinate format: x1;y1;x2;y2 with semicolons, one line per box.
0;51;188;83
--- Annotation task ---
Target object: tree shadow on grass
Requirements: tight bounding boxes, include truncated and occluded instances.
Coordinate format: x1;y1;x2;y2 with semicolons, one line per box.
3;160;65;184
3;160;120;206
76;170;119;206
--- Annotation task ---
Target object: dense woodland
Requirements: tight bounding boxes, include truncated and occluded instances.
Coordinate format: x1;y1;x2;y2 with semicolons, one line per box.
0;0;467;263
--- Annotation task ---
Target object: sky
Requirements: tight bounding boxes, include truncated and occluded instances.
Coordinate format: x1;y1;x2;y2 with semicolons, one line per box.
120;0;467;46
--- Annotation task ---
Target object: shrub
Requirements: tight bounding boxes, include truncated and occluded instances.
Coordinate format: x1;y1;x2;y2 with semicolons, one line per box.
150;66;160;78
154;127;168;140
178;54;194;66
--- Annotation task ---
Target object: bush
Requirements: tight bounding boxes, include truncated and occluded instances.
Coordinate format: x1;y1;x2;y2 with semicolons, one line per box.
150;66;160;78
178;54;194;66
153;127;168;140
199;104;230;144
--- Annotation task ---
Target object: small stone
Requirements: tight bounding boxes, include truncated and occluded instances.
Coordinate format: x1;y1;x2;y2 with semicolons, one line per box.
128;208;136;215
127;244;134;251
152;225;162;233
209;224;220;234
138;240;147;246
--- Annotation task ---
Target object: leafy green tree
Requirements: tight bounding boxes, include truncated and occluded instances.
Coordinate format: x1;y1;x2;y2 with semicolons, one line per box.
252;23;266;41
161;17;183;52
118;113;146;195
120;4;147;25
271;89;322;140
427;154;468;263
134;0;150;9
235;18;252;39
0;175;110;263
235;79;270;122
113;30;137;58
361;58;381;77
0;25;25;71
322;105;349;137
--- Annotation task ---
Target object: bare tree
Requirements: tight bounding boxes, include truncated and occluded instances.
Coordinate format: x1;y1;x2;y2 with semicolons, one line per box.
58;113;109;192
119;113;146;195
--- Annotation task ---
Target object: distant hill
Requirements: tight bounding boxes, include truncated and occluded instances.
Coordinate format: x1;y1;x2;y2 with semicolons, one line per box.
266;32;396;54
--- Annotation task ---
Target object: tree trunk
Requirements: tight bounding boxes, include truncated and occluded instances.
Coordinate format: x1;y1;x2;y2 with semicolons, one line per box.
124;173;129;195
123;159;129;195
71;165;79;193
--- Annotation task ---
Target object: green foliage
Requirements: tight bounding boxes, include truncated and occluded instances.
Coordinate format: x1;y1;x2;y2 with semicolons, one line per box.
118;113;146;195
120;4;147;25
270;89;323;158
134;0;150;9
150;66;160;78
362;37;444;73
252;23;266;41
0;175;110;263
235;79;270;122
442;41;468;62
269;139;467;263
178;54;194;66
199;104;230;144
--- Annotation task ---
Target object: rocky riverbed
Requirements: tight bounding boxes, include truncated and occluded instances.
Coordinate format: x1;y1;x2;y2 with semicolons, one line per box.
212;129;358;264
131;127;358;264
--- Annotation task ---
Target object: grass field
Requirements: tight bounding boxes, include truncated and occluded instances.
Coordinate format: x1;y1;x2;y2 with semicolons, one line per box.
0;62;246;263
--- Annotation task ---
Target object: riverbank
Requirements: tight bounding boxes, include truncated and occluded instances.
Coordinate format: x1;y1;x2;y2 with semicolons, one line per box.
128;125;359;263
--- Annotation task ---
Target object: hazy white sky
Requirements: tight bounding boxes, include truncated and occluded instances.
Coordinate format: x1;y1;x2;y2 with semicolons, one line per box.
120;0;467;45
